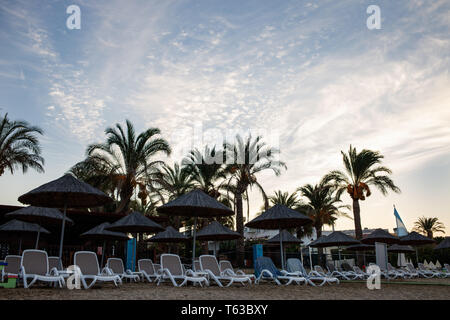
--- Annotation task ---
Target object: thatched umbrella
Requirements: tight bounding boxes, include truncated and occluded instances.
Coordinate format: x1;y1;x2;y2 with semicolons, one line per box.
5;206;73;249
266;230;301;265
195;221;241;256
246;204;312;269
400;231;434;264
309;231;360;261
388;244;415;253
0;219;50;254
156;189;234;264
18;174;112;263
146;226;189;254
434;237;450;250
80;222;129;267
106;211;164;270
361;229;399;245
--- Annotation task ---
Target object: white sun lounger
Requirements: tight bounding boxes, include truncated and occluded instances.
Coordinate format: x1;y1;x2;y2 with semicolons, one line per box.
106;258;140;282
200;255;252;287
158;254;208;287
287;258;339;286
254;256;307;286
74;251;122;289
20;250;65;288
138;259;161;283
219;260;256;282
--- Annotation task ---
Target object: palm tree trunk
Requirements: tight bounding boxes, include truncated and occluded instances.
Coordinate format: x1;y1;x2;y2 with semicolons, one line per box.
427;231;433;239
235;192;245;267
352;198;364;266
316;227;324;266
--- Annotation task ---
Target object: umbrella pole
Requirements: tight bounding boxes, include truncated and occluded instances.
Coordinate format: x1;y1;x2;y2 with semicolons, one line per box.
309;246;312;269
35;226;41;249
192;217;198;265
338;246;341;261
58;203;67;265
279;228;285;270
101;240;106;268
415;247;419;266
18;238;22;255
300;244;304;265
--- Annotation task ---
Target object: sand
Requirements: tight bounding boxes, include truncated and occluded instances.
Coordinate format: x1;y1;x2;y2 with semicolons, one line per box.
1;278;449;300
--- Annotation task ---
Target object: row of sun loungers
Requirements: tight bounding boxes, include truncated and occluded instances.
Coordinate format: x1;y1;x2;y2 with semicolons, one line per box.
2;250;449;289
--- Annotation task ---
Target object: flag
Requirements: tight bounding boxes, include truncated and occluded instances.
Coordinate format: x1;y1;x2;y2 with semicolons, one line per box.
394;207;408;237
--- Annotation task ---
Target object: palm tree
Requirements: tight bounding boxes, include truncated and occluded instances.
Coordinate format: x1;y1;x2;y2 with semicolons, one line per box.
73;120;171;213
182;146;226;198
0;113;44;177
298;178;351;264
224;134;286;265
413;217;445;239
324;145;400;240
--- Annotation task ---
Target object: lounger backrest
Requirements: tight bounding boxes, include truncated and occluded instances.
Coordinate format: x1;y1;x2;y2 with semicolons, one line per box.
74;251;99;276
327;262;336;272
219;260;234;273
254;256;281;278
21;250;48;276
194;260;201;272
199;255;221;276
418;263;425;270
314;265;326;274
341;262;353;272
4;255;21;274
353;266;363;274
107;258;125;274
48;256;63;271
154;263;161;272
161;254;183;276
138;259;155;275
286;258;306;275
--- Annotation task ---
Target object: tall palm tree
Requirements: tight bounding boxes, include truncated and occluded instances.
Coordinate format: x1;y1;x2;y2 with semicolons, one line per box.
413;217;445;239
73;120;171;213
224;135;286;265
0;113;44;177
324;145;400;240
298;178;351;263
182;146;226;198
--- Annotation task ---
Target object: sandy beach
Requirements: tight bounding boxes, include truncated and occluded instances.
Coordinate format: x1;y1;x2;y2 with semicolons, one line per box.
1;278;449;300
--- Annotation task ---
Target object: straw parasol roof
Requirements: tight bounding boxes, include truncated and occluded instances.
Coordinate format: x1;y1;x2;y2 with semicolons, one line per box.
266;230;302;245
388;244;415;253
0;219;50;234
434;237;450;250
400;231;434;246
195;221;241;241
345;244;375;252
106;211;164;234
156;189;233;217
361;228;399;244
147;226;189;243
308;231;359;248
6;206;74;226
18;174;112;208
80;222;129;241
245;204;312;230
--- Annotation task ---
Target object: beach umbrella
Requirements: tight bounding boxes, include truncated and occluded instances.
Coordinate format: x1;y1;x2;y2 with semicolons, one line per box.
246;204;312;270
400;231;434;264
309;231;360;261
361;229;399;245
147;226;189;243
387;244;415;253
106;211;164;270
146;226;189;253
0;219;50;254
5;206;73;249
434;237;450;250
156;189;234;264
80;222;129;267
18;174;112;263
195;221;241;256
266;230;301;265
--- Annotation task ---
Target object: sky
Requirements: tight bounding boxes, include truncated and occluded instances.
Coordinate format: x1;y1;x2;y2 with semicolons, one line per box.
0;0;449;235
